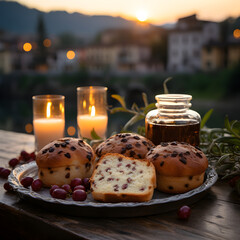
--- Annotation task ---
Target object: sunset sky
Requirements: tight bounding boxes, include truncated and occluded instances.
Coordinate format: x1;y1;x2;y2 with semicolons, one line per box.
7;0;240;24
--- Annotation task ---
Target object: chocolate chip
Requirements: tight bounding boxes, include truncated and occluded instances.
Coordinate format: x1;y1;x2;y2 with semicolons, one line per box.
185;184;189;188
133;136;140;140
54;143;60;147
121;138;128;143
132;167;136;171
168;186;174;190
40;171;44;176
65;173;70;178
126;164;131;168
107;177;114;181
179;153;184;157
161;142;168;147
61;143;67;148
130;150;135;157
139;170;143;174
65;167;70;171
48;167;51;170
105;168;111;172
58;151;63;154
122;184;128;190
78;140;84;147
113;184;119;191
49;147;54;152
189;176;193;180
121;148;126;154
125;133;131;136
70;146;76;151
50;170;53;174
171;151;178;157
118;157;123;161
195;146;202;151
87;154;92;161
135;143;141;148
64;153;71;158
140;187;145;191
179;158;187;164
142;141;147;146
42;149;48;154
196;152;203;158
99;176;104;181
107;143;111;145
160;161;164;166
126;144;133;150
184;151;190;155
152;153;159;160
171;142;178;145
137;154;142;158
163;154;169;158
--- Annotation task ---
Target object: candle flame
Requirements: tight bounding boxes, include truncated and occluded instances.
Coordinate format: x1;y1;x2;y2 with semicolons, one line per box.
46;101;52;118
91;105;95;117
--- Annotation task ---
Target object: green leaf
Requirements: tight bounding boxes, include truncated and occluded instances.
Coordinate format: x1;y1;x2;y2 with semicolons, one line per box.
200;109;213;129
143;103;156;115
111;94;126;108
224;116;232;133
90;128;102;140
216;154;230;166
142;93;148;107
215;137;240;146
163;77;172;94
110;107;129;114
122;114;145;131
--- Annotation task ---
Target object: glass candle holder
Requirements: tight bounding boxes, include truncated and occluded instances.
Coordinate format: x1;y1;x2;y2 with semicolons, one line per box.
77;86;108;139
33;95;65;151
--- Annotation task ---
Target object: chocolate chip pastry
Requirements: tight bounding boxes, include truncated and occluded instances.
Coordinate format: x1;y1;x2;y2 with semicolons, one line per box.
146;142;208;194
36;138;95;187
95;133;154;159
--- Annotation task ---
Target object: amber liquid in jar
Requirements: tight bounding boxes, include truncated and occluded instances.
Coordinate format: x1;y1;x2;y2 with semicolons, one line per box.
145;121;200;146
145;94;201;146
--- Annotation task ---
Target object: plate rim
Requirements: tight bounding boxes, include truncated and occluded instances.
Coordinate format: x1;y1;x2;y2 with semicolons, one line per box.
8;161;218;208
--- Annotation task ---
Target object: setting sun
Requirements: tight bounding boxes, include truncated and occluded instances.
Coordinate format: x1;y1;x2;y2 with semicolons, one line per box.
136;9;148;22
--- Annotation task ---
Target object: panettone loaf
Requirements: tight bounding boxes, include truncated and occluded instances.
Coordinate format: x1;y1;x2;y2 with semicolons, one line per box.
146;142;208;194
36;138;95;187
95;133;154;159
90;153;156;202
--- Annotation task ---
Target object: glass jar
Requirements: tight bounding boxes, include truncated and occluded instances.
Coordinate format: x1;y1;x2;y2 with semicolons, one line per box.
145;94;201;146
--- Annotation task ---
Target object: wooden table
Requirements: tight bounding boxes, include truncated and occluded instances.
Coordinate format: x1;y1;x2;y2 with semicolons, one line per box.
0;130;239;240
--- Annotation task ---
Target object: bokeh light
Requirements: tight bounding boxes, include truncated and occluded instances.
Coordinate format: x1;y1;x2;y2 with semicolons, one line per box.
43;38;51;47
66;50;75;60
233;29;240;39
23;42;32;52
67;126;76;136
25;123;33;133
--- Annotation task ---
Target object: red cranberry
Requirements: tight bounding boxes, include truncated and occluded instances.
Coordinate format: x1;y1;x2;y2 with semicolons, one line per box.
178;205;191;220
20;150;31;161
9;158;19;168
0;168;11;179
61;184;71;193
50;185;60;196
52;188;67;199
70;178;82;189
30;152;36;160
20;177;34;188
82;178;90;190
4;182;13;191
31;179;43;191
72;189;87;201
74;185;86;191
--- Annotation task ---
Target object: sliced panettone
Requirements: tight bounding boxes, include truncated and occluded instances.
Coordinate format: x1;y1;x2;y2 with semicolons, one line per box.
90;153;156;203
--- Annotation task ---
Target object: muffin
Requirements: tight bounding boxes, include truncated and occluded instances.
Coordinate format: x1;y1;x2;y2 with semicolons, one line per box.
36;138;95;187
146;142;208;194
95;133;154;159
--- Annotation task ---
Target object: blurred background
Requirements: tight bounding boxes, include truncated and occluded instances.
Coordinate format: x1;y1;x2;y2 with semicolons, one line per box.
0;0;239;137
